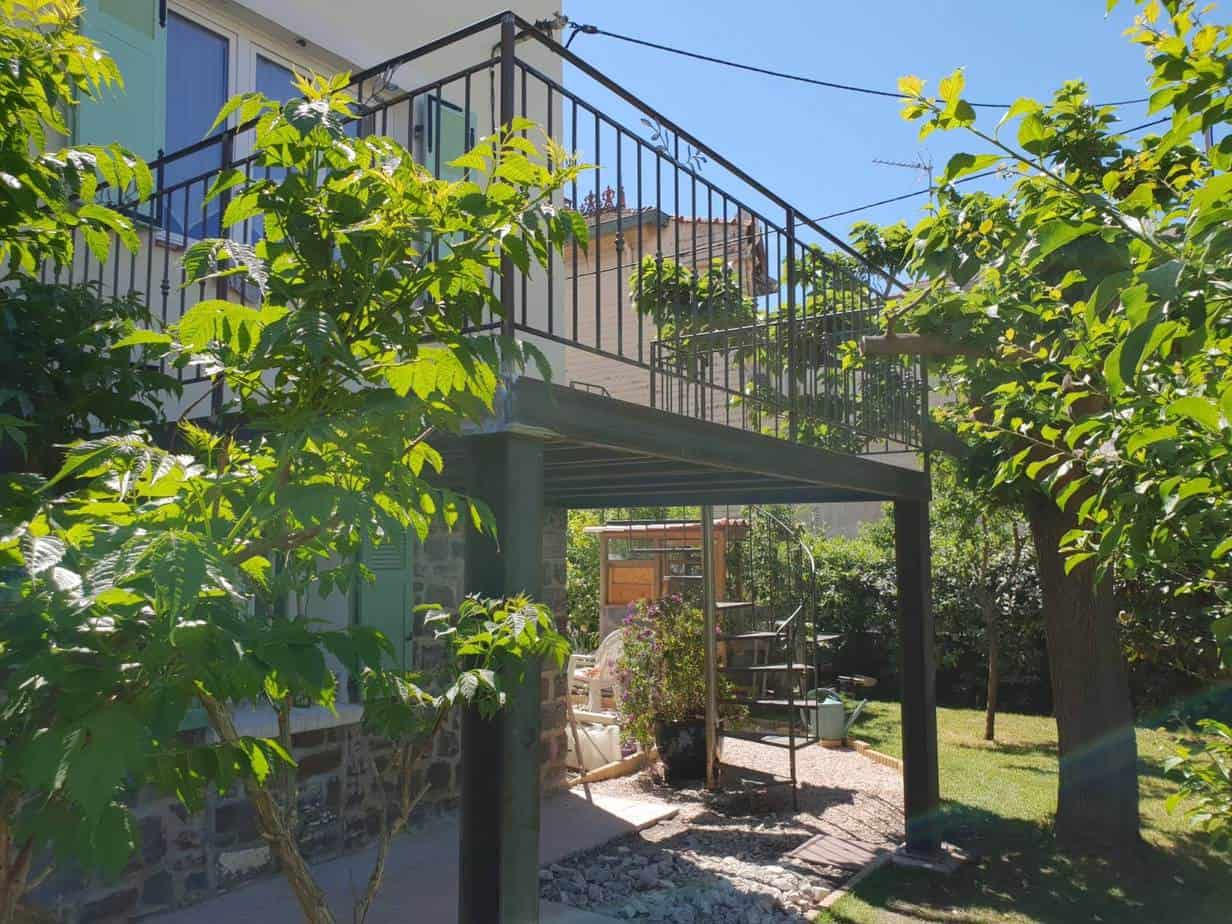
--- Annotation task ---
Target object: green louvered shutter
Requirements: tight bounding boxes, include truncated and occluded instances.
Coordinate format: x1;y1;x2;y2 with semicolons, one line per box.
76;0;167;161
426;97;476;182
357;530;413;671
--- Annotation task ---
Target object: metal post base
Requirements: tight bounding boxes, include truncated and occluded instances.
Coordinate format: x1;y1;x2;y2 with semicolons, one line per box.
889;841;969;874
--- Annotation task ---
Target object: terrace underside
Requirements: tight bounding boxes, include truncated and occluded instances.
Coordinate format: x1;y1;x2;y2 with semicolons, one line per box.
439;378;929;508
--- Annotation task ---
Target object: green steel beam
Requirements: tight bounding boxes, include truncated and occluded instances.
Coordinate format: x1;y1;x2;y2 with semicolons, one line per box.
504;380;930;501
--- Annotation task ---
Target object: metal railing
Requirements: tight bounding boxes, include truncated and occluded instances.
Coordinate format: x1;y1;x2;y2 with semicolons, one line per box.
43;11;925;453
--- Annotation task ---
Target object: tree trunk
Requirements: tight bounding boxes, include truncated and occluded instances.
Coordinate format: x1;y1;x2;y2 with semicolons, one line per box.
983;593;999;742
198;692;337;924
1025;493;1140;854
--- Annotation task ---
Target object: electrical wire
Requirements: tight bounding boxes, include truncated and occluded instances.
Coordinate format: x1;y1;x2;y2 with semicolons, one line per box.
810;115;1173;222
566;23;1149;111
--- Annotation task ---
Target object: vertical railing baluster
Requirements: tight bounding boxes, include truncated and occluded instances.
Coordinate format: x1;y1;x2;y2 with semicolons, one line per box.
211;132;235;417
520;68;528;329
592;112;601;352
570;99;578;344
722;197;729;429
499;15;516;342
615;128;623;358
635;141;643;365
546;83;554;337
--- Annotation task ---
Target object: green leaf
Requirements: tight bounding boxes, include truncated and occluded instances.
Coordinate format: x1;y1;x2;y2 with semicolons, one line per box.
143;532;208;624
897;75;925;98
1032;221;1102;262
1126;425;1177;456
939;69;965;107
22;533;65;576
205;168;247;205
66;709;147;821
1064;552;1096;574
997;97;1041;132
90;803;138;878
1167;396;1223;433
1018;113;1055;153
223;190;263;229
941;152;1002;185
1112;313;1175;395
112;329;173;350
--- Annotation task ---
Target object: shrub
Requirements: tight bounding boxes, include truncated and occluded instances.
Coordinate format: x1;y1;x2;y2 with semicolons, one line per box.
1166;720;1232;852
617;595;711;750
565;509;601;637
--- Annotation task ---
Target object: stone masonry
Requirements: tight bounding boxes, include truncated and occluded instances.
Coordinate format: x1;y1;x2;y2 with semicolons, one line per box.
33;511;570;921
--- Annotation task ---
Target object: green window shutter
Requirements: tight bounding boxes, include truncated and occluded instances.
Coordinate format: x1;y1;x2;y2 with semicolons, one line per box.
76;0;167;161
426;98;476;182
357;530;414;671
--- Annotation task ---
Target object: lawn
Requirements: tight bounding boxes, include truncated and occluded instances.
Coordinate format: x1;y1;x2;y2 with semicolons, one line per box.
820;702;1231;923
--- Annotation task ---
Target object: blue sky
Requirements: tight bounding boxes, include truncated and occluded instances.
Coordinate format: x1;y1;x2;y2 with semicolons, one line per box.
561;0;1152;244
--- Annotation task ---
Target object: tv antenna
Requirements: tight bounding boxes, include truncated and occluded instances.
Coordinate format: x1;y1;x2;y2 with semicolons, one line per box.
873;153;934;194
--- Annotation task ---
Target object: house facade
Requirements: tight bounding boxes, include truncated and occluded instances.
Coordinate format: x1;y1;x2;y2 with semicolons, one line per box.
33;6;942;923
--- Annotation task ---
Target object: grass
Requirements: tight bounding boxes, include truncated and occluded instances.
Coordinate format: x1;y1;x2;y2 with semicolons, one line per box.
818;702;1231;923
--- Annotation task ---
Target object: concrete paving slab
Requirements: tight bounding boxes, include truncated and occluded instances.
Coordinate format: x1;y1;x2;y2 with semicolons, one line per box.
157;790;672;924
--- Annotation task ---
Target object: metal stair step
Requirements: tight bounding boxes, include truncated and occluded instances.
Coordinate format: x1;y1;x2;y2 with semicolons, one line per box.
722;729;820;750
719;663;815;673
721;697;817;708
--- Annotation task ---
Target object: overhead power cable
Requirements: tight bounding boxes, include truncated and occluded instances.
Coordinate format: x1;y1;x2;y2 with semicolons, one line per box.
566;23;1148;110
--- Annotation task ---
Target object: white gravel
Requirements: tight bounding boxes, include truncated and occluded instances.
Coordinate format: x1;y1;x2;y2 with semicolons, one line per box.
541;740;904;922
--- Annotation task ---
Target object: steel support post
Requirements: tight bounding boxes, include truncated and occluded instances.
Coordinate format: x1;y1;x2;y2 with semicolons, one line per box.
459;432;546;923
894;498;941;855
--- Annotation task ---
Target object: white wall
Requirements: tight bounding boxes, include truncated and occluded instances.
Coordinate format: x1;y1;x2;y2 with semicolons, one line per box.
231;1;560;78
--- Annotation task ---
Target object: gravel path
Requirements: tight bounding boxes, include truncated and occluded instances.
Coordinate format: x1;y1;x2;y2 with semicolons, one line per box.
539;741;904;922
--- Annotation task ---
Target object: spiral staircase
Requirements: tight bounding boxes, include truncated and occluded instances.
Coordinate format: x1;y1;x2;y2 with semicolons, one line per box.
716;507;833;805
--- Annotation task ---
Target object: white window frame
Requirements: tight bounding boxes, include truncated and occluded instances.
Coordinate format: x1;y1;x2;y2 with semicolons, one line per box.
152;3;342;250
169;0;342;139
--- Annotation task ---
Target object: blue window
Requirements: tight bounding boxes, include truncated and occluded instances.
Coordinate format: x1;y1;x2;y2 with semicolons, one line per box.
163;12;229;238
257;53;361;136
256;54;296;103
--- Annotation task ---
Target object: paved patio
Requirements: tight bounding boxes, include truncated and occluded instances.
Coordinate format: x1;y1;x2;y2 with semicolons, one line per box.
158;790;676;924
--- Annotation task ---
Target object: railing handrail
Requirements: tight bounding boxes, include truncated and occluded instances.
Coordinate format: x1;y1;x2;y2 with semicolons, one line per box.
759;506;818;581
648;310;876;349
137;9;906;293
508;12;908;294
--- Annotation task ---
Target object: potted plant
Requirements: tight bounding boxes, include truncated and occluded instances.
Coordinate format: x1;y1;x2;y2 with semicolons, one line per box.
617;594;731;784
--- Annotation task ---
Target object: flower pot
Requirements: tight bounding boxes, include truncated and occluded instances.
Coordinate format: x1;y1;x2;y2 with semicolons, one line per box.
654;718;707;785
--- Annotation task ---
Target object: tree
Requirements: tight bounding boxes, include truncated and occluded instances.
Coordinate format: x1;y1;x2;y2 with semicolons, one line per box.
0;2;177;915
1;61;584;924
929;456;1031;741
866;0;1232;853
0;0;170;475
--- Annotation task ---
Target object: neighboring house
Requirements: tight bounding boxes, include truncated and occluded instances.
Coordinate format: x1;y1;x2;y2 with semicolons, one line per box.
562;188;775;407
35;6;941;922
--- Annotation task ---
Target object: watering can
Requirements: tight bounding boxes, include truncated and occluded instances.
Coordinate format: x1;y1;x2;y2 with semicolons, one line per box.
804;690;868;742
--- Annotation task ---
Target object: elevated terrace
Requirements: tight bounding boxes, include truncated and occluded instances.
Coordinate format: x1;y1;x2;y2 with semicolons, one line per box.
51;11;926;472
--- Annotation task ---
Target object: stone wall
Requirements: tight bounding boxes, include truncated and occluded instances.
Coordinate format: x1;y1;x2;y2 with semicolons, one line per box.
32;510;570;921
539;507;570;793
